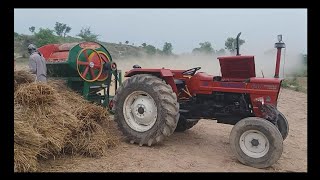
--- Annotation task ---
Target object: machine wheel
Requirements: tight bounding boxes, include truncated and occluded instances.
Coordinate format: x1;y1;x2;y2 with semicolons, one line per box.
174;115;199;132
229;117;283;168
91;51;111;81
76;48;103;82
276;111;289;141
113;74;179;146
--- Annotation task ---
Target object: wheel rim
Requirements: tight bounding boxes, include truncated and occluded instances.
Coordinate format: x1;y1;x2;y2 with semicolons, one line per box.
123;91;158;132
239;130;270;158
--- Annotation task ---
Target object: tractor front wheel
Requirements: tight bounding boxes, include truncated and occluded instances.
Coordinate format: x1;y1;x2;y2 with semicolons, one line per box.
113;74;179;146
276;111;289;140
229;117;283;168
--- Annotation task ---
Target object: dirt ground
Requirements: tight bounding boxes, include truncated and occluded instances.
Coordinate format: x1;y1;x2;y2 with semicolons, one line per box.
36;88;307;172
15;58;307;172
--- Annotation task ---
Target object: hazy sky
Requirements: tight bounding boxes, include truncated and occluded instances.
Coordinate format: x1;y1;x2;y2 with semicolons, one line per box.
14;9;307;54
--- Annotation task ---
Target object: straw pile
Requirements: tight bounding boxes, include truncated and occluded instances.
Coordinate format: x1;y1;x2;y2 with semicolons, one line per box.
14;71;120;172
14;70;35;91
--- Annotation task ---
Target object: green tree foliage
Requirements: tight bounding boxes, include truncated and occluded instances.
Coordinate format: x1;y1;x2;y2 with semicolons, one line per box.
144;45;156;55
34;28;58;47
29;26;35;34
14;32;22;40
216;48;226;55
162;42;173;55
77;27;99;42
192;42;214;55
125;41;129;45
142;43;147;47
64;26;72;37
54;22;72;37
225;37;245;53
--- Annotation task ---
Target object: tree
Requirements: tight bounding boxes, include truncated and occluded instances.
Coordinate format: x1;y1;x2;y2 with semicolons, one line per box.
144;45;156;55
225;37;245;54
64;26;72;37
216;48;226;55
192;48;201;54
162;42;173;55
125;41;129;45
29;26;35;34
14;32;22;40
192;41;214;55
54;22;72;37
142;43;147;47
34;28;58;47
77;27;99;42
54;22;65;36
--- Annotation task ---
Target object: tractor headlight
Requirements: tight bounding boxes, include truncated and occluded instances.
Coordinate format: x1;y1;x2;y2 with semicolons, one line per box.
254;97;265;106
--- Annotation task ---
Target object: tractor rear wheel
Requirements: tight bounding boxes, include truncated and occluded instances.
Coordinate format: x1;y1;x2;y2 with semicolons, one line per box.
113;74;179;146
229;117;283;168
174;115;199;132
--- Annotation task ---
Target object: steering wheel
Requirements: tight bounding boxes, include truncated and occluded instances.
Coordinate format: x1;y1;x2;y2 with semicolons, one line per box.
182;67;201;76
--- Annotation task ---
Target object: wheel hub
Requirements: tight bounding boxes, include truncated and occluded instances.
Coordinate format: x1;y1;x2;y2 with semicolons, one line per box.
89;62;94;68
138;106;145;114
239;130;270;158
123;91;158;132
251;139;260;146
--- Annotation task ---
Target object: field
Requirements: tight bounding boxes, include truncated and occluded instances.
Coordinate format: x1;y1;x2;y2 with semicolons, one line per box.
14;56;307;172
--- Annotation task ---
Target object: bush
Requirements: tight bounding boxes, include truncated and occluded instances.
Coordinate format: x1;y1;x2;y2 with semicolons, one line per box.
281;78;306;93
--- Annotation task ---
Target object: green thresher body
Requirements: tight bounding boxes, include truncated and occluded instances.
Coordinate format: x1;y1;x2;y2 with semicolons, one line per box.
38;42;122;107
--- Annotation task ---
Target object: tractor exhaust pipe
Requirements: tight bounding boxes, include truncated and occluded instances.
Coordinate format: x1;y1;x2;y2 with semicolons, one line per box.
236;32;241;56
274;35;286;78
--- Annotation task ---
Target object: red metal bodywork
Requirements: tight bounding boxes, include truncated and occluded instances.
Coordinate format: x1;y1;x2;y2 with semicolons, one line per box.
38;43;78;62
218;56;255;81
124;56;283;118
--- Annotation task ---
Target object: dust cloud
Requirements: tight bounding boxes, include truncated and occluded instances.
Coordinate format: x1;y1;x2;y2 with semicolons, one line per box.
113;50;305;79
114;54;220;77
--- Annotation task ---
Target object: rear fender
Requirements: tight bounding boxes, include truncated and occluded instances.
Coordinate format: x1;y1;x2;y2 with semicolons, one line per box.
125;68;178;94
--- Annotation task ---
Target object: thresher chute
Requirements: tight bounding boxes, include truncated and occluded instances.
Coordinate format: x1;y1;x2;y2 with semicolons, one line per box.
38;42;122;110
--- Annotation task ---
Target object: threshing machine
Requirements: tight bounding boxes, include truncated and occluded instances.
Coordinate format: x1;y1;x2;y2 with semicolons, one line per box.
38;42;122;109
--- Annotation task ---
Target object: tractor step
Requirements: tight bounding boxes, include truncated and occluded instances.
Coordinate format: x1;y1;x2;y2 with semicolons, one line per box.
186;119;199;122
179;109;189;113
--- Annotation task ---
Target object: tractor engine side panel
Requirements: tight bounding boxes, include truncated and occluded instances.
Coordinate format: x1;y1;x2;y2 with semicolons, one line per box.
179;92;253;125
186;72;214;95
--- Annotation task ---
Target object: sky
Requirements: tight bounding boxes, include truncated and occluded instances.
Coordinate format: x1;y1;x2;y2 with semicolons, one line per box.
14;9;307;55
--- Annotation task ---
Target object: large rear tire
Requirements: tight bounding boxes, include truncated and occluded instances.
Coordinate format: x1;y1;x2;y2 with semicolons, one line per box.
229;117;283;168
113;74;179;146
174;115;199;132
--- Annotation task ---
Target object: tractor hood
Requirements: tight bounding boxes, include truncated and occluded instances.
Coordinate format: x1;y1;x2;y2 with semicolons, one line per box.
217;56;256;79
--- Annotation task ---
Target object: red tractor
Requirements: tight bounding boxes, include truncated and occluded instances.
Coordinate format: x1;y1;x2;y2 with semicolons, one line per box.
112;33;288;168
